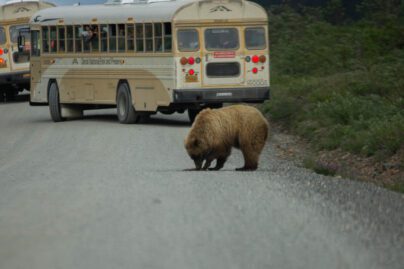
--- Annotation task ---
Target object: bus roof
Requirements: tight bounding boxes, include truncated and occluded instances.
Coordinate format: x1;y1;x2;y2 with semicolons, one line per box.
1;0;55;22
30;0;267;25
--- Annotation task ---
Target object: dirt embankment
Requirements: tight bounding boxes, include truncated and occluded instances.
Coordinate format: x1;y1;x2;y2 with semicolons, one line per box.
270;123;404;193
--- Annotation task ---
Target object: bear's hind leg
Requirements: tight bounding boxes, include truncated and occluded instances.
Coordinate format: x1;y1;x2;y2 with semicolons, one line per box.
236;149;259;171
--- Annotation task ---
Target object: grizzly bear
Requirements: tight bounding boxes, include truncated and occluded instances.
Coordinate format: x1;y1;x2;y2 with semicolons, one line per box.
184;105;269;171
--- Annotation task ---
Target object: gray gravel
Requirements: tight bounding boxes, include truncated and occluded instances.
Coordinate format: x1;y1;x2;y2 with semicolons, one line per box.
0;97;403;269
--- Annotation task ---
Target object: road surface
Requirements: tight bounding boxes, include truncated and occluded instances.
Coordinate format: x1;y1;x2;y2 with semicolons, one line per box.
0;96;403;269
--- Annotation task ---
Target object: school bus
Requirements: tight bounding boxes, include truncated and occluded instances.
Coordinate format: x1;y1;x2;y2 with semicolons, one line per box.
0;0;54;100
28;0;270;123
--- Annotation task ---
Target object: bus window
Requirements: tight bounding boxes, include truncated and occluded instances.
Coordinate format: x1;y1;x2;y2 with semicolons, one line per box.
127;24;135;52
136;23;144;52
0;27;6;45
83;25;91;52
163;23;172;52
154;23;162;52
58;26;65;53
10;25;30;44
31;30;40;57
42;26;49;53
145;23;153;52
117;24;125;52
91;25;100;52
109;24;117;52
205;28;238;50
245;27;266;50
100;25;108;52
74;26;83;52
66;26;73;52
50;26;57;53
177;29;199;51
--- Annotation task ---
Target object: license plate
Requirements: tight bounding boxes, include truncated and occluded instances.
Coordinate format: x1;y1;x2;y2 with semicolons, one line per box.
186;74;198;83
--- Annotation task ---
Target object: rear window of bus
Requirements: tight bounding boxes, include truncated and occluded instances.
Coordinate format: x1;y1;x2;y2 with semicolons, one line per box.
177;29;199;51
205;28;239;51
10;25;30;43
245;27;266;50
0;27;6;45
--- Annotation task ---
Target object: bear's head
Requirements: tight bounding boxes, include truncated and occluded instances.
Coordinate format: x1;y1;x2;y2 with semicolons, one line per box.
184;135;210;170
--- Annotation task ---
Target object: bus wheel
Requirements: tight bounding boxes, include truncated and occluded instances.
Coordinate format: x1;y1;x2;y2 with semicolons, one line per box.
116;83;139;124
48;82;65;122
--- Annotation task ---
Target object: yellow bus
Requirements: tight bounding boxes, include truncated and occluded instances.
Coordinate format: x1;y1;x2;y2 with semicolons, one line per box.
0;0;54;100
28;0;270;123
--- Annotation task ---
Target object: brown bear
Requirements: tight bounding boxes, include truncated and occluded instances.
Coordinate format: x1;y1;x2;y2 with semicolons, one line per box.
184;105;269;171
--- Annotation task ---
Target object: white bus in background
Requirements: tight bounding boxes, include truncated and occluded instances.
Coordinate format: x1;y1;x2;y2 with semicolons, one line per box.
28;0;270;123
0;0;55;100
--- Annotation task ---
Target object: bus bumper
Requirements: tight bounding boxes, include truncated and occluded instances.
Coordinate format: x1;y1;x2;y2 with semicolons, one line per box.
172;87;270;103
0;71;30;87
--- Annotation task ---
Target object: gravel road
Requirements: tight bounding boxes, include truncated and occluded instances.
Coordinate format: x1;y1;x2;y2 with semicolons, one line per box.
0;96;403;269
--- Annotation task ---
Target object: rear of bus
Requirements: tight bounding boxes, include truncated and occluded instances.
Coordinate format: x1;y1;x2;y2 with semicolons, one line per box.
0;1;54;98
172;0;269;108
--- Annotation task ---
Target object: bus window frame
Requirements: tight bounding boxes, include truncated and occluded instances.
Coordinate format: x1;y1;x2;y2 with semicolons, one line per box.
31;30;41;57
204;28;239;51
0;26;6;45
177;28;199;52
244;27;266;50
38;22;173;55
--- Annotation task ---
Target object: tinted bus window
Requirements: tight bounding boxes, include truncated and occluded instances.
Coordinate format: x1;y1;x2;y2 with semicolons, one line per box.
50;26;57;53
100;25;108;52
245;27;266;50
145;23;153;52
108;24;117;52
205;28;238;50
91;25;100;52
58;26;65;52
177;29;198;51
136;23;144;52
42;26;49;53
9;25;30;43
31;30;40;57
127;24;135;52
66;26;74;52
154;23;162;52
0;27;6;45
74;26;83;52
164;23;172;52
117;24;125;52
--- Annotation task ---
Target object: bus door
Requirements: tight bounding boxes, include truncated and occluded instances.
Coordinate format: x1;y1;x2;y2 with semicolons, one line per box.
8;25;30;72
202;27;244;87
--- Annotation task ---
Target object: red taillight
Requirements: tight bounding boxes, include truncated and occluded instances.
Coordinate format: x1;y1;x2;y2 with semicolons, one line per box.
188;57;195;65
188;69;195;76
180;57;188;65
252;55;260;63
259;55;266;63
0;48;3;55
252;67;258;74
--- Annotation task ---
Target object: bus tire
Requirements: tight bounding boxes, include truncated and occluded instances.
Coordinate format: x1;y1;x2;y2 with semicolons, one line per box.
188;104;222;123
48;82;65;122
116;83;139;124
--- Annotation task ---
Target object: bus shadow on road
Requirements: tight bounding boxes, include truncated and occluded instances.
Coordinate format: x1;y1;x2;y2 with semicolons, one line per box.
80;113;190;127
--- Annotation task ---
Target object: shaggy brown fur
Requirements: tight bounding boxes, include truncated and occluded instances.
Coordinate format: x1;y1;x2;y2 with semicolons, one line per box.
184;105;269;171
